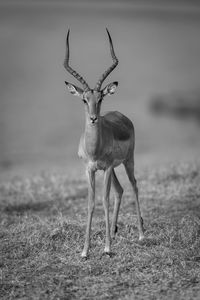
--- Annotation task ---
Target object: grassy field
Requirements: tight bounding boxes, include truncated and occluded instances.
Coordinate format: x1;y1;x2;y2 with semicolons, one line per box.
1;161;200;299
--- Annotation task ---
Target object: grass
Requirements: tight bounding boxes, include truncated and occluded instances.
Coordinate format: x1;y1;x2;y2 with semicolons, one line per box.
0;161;200;299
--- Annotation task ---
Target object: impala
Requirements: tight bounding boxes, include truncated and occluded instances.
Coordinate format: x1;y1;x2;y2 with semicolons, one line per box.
64;29;145;258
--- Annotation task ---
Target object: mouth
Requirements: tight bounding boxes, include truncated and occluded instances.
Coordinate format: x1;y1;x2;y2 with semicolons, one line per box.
90;120;98;125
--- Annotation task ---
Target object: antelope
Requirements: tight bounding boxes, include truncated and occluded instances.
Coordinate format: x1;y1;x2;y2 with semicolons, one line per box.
64;29;145;258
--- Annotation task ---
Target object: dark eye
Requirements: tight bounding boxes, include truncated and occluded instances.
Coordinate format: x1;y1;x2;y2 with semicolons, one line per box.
83;99;87;104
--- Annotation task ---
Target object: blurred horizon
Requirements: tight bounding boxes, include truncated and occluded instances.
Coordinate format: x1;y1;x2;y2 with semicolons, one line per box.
1;0;200;178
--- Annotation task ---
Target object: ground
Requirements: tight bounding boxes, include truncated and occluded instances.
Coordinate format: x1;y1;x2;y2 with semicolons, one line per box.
0;161;200;299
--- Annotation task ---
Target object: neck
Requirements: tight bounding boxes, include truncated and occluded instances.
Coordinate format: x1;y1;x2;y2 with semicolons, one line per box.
84;117;102;160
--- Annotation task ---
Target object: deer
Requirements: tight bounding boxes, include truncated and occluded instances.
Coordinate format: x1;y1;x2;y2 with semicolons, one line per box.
64;29;145;258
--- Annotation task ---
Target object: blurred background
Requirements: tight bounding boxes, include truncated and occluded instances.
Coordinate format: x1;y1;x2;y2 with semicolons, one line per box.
1;0;200;178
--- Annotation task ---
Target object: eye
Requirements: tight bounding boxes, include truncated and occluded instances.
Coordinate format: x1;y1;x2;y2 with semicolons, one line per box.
83;99;87;104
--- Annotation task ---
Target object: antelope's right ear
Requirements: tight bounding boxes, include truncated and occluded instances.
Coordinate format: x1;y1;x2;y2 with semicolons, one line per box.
65;82;84;97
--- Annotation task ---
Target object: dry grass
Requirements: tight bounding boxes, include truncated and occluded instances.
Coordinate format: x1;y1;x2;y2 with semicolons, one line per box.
0;161;200;299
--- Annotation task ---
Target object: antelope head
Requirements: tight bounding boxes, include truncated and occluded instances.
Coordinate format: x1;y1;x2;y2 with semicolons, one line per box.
64;29;119;125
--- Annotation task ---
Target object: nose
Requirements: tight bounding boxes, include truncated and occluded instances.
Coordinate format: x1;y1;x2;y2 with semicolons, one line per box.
90;115;98;123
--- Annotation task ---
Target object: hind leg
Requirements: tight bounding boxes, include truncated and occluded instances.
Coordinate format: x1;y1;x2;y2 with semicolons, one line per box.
124;160;144;240
111;169;123;238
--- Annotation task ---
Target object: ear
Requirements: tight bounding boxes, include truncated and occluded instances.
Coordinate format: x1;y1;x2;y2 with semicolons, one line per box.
65;81;84;97
102;81;118;97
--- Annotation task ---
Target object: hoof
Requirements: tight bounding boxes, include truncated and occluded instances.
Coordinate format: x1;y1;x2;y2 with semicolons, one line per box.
139;234;145;241
104;245;110;254
102;251;115;258
104;246;111;256
81;256;88;261
81;252;88;260
102;251;112;258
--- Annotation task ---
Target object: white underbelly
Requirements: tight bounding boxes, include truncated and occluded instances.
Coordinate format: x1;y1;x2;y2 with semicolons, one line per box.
87;158;124;171
78;137;132;171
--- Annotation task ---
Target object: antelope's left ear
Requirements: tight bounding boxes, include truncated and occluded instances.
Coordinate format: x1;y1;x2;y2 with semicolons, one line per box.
102;81;118;97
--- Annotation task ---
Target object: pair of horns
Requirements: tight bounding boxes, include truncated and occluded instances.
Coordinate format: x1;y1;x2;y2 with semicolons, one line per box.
63;29;118;92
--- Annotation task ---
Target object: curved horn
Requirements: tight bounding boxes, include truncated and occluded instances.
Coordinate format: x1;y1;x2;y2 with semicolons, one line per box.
94;28;119;91
63;29;90;91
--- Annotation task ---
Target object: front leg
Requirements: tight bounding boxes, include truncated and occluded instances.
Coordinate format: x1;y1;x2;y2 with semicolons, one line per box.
81;167;95;258
111;169;123;238
102;167;112;254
